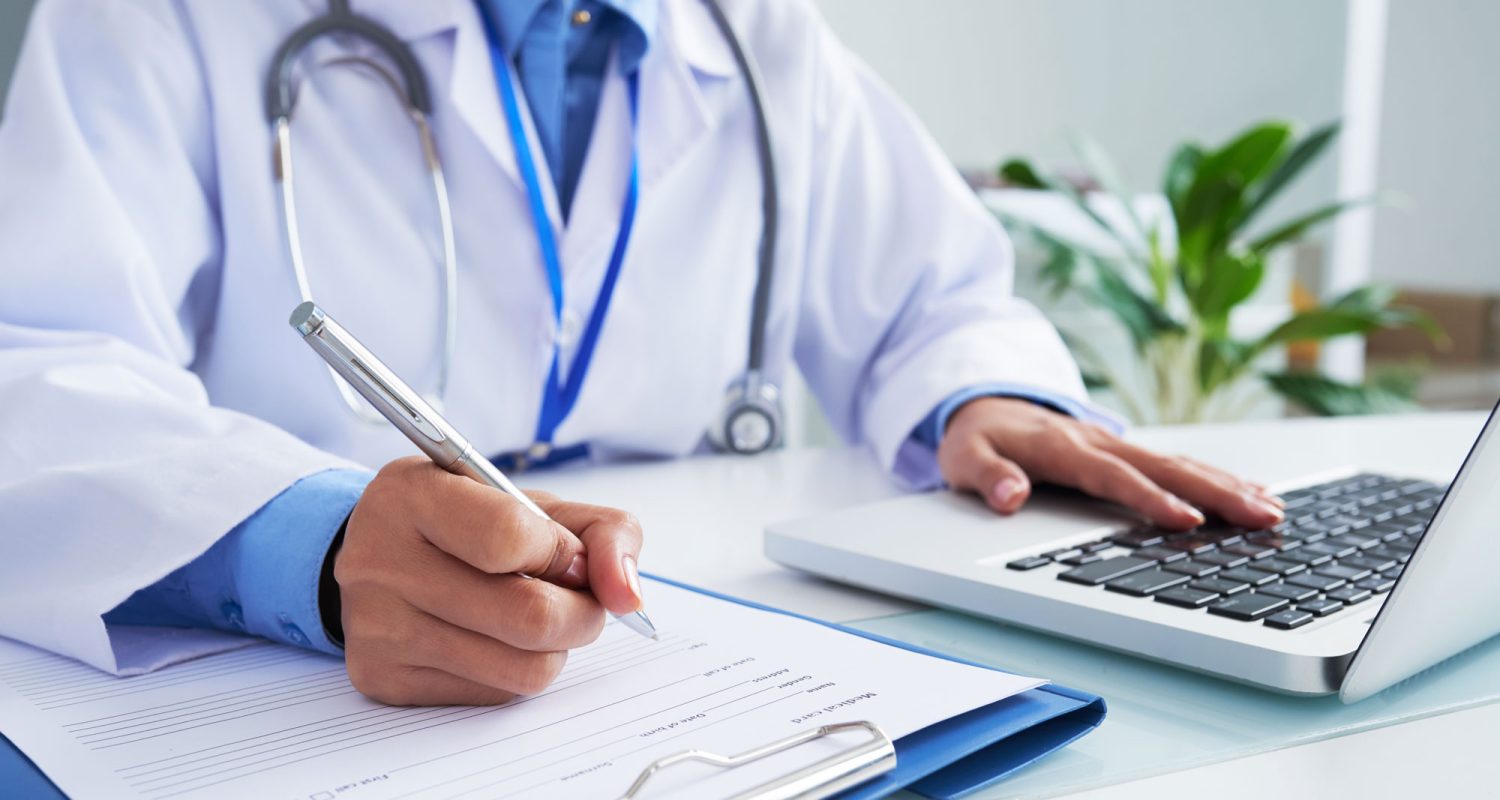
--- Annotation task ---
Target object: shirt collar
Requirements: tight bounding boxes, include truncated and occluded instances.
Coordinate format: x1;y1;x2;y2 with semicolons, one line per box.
482;0;659;75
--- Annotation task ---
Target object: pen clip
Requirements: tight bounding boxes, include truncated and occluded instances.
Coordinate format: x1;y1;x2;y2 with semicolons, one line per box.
346;354;447;444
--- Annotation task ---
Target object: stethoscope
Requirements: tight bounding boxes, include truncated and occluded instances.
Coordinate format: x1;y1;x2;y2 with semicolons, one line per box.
267;0;784;459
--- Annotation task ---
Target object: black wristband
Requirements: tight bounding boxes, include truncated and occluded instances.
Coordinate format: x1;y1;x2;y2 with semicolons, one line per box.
318;517;349;648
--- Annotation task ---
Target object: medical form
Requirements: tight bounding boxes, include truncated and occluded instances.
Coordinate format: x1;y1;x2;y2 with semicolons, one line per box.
0;580;1042;799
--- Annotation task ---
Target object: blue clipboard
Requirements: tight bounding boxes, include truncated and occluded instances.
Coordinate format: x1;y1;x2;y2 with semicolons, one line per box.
0;577;1106;800
642;575;1106;799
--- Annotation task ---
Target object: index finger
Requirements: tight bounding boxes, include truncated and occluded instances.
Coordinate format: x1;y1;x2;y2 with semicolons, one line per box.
414;470;585;581
534;495;646;616
1060;446;1207;530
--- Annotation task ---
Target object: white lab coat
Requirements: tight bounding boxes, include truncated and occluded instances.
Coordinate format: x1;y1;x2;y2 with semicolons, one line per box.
0;0;1088;674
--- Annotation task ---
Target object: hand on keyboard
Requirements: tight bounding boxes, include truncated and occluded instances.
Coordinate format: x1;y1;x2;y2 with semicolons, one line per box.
936;397;1285;530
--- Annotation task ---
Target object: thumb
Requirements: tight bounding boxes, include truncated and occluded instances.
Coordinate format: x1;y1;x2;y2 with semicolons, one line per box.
940;437;1033;514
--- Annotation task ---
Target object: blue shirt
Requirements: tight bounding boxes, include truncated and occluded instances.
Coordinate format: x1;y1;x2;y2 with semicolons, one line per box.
476;0;655;219
105;3;1119;655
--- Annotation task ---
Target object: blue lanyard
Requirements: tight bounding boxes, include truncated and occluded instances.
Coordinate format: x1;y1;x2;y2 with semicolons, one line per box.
486;37;641;454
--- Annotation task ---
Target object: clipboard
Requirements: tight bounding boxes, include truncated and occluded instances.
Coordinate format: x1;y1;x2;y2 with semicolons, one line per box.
629;575;1108;799
0;577;1106;800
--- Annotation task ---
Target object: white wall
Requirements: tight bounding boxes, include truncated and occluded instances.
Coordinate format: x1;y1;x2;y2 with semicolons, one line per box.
813;0;1350;232
1370;0;1500;292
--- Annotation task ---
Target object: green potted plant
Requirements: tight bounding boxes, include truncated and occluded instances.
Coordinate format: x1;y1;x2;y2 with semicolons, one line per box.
995;120;1442;424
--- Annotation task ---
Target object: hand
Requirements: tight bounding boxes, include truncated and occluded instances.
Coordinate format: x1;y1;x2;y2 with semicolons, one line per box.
335;457;645;705
936;397;1285;530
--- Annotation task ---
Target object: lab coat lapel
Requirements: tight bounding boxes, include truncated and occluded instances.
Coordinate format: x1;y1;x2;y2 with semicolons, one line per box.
357;0;564;227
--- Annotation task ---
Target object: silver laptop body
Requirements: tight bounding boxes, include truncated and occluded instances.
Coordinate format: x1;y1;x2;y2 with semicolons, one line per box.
766;404;1500;701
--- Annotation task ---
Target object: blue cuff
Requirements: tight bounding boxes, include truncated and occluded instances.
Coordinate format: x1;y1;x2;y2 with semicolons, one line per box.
913;384;1126;447
104;468;374;656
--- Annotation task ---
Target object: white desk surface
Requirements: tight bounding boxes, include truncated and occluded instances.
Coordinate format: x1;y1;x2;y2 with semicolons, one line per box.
525;411;1495;798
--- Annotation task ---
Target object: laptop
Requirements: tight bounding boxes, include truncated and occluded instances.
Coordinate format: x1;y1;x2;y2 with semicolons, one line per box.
765;402;1500;701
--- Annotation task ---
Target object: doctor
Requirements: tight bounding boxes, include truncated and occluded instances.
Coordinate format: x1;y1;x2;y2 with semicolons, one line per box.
0;0;1283;705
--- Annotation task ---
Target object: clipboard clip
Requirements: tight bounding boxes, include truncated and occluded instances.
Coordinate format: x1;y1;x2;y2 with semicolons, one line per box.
617;720;896;800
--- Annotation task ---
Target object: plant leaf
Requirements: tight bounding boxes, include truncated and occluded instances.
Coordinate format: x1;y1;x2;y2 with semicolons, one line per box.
1255;283;1448;356
993;160;1149;270
1259;308;1395;346
998;158;1047;189
1178;122;1294;250
1162;142;1204;223
1068;131;1151;247
1236;121;1341;233
1089;260;1184;350
1247;196;1376;255
1199;338;1255;394
1265;371;1421;416
1192;251;1265;332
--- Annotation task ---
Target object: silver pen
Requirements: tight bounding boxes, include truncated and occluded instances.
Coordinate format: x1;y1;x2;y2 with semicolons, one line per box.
289;301;658;640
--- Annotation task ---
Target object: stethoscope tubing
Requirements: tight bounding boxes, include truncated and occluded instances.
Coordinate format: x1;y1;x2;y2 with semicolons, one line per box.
266;0;781;450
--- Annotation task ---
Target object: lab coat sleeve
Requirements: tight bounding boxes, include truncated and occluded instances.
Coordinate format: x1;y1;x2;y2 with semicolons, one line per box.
790;8;1105;489
0;0;357;675
104;470;374;657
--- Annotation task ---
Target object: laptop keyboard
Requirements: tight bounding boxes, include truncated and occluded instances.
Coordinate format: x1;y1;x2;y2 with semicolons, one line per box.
1006;473;1447;629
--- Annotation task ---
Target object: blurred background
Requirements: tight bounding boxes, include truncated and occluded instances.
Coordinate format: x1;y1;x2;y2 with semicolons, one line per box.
2;0;1495;442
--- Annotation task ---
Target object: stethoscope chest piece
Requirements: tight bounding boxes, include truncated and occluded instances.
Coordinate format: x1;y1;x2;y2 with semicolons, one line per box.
712;371;785;455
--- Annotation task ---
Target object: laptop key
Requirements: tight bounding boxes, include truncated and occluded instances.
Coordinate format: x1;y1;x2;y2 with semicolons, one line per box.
1058;552;1104;566
1341;554;1397;573
1255;557;1309;576
1218;566;1279;586
1279;548;1331;567
1155;586;1221;608
1058;556;1156;586
1330;533;1381;550
1044;547;1083;561
1197;551;1250;569
1301;541;1358;559
1109;528;1166;549
1190;577;1251;596
1327;585;1373;605
1288;572;1347;592
1298;597;1344;616
1224;542;1277;560
1105;569;1191;597
1315;563;1373;582
1208;593;1289;621
1133;545;1189;563
1006;556;1052;571
1082;539;1116;553
1163;536;1219;555
1264;609;1315;630
1162;559;1223;578
1369;546;1411;565
1357;576;1397;593
1257;582;1318;602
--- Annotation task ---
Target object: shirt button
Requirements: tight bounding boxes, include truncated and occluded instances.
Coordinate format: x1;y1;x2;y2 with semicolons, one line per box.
282;623;310;647
572;9;592;25
220;601;245;630
557;310;583;349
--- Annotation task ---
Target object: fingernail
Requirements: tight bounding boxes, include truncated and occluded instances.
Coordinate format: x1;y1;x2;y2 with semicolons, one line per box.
990;478;1024;508
1252;496;1285;521
1171;497;1206;525
563;554;587;587
622;554;644;611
